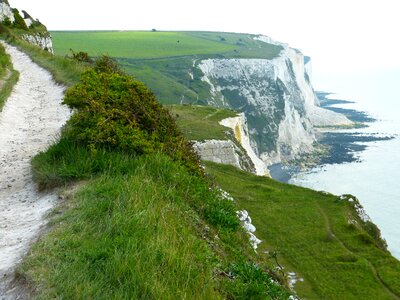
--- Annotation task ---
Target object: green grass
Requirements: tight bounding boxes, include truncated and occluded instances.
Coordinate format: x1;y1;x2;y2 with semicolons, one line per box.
51;31;234;58
51;31;282;60
0;42;11;77
168;105;238;140
0;42;19;111
0;69;19;111
21;135;290;299
205;162;400;299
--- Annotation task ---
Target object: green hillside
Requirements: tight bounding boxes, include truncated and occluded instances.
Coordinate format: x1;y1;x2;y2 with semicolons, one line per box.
206;162;400;299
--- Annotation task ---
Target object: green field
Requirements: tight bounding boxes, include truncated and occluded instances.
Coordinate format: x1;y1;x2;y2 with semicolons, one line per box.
51;31;282;60
168;105;238;141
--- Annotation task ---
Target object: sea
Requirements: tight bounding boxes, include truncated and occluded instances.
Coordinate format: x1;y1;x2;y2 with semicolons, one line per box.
289;70;400;260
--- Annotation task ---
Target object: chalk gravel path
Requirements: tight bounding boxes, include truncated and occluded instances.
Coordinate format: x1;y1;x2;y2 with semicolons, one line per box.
0;42;70;297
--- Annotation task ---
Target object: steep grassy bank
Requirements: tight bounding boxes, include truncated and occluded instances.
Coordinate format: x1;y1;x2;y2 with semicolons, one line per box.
205;162;400;299
22;148;289;299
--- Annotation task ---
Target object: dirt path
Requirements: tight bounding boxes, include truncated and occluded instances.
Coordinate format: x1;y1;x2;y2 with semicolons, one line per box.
316;202;400;299
0;42;70;297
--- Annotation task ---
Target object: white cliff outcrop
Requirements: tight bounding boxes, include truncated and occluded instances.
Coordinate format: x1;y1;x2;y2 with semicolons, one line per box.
0;1;54;53
198;35;351;168
193;139;244;170
219;113;269;176
193;113;272;175
0;0;14;23
21;33;53;53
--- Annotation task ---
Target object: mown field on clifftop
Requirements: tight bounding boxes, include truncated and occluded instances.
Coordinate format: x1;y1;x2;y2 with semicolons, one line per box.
51;31;282;59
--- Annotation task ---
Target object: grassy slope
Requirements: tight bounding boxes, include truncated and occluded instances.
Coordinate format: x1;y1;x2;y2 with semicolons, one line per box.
21;139;290;299
205;162;400;299
168;105;238;140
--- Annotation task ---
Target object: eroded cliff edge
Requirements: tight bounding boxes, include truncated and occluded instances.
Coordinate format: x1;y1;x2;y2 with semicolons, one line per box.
197;35;351;169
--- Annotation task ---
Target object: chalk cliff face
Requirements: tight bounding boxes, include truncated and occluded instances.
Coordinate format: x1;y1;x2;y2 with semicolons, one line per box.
20;33;53;53
0;0;14;23
193;113;268;175
193;139;255;173
198;36;351;166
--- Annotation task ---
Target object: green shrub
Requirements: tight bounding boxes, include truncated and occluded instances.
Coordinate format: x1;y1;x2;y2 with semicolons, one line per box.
69;49;93;63
222;262;289;299
12;9;29;31
63;56;201;174
1;17;12;27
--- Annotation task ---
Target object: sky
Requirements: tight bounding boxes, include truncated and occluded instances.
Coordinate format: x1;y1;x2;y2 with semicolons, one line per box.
10;0;400;78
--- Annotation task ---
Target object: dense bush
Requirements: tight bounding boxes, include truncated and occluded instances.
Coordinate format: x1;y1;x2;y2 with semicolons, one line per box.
12;9;29;31
1;17;12;27
69;49;93;63
63;56;201;173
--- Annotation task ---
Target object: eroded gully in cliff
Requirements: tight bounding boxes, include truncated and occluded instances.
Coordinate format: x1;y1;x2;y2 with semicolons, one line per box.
0;42;70;296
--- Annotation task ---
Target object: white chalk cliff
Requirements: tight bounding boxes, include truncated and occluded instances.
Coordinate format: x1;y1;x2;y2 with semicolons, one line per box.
20;33;53;53
0;0;13;23
198;35;351;168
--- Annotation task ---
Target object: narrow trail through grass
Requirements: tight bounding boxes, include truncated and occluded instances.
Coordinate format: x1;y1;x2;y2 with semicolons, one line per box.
316;202;400;300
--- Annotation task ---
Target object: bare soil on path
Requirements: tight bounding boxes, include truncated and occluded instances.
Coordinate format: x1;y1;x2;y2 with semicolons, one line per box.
0;42;70;298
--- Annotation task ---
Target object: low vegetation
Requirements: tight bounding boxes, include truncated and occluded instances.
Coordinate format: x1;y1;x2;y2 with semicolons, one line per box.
0;42;19;111
168;104;238;141
205;162;400;299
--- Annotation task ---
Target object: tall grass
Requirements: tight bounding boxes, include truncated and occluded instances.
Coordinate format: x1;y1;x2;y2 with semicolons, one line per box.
0;69;18;111
22;136;290;299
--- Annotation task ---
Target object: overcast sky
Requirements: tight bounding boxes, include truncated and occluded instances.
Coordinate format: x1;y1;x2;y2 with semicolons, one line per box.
10;0;400;76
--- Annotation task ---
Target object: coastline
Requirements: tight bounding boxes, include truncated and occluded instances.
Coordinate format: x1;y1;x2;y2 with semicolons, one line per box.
269;92;394;183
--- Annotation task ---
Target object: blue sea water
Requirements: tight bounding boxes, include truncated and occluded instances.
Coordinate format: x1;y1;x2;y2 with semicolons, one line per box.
290;70;400;259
